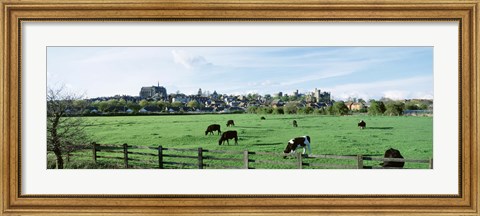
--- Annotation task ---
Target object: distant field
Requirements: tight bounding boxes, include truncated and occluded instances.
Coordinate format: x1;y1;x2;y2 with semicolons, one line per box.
59;114;433;169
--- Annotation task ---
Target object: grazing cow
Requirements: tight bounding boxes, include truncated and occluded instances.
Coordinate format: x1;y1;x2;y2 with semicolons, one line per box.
358;120;366;129
226;120;235;127
205;124;221;135
380;148;405;168
218;130;238;145
292;120;298;127
260;116;266;120
283;136;311;158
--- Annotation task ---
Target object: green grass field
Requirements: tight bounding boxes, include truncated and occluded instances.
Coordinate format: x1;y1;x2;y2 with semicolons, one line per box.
54;114;433;169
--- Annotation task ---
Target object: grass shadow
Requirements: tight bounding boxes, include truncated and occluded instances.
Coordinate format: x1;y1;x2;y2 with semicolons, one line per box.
367;127;394;130
345;154;383;157
239;126;262;128
241;135;260;138
252;142;282;146
296;126;317;129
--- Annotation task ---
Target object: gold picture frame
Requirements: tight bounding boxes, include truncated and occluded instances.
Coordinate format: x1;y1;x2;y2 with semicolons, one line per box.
1;0;478;215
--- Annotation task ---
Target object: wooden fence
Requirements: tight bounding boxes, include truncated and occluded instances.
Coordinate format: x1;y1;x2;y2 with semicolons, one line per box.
91;142;433;169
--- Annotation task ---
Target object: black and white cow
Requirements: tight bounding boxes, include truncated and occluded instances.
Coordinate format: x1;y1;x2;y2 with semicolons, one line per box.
283;135;311;158
380;148;405;168
358;120;366;129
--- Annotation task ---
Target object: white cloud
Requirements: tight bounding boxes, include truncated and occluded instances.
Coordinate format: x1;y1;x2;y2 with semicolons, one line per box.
274;58;389;88
261;80;274;86
171;50;212;69
331;76;432;91
247;80;281;88
382;90;409;100
411;92;434;99
279;70;354;87
335;91;373;101
381;90;434;100
328;76;433;100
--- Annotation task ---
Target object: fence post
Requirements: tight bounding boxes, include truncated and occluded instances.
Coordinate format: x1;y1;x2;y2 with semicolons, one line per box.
297;152;303;169
158;145;163;169
92;142;97;163
429;158;433;169
198;147;203;169
357;155;364;169
243;150;249;169
123;143;129;168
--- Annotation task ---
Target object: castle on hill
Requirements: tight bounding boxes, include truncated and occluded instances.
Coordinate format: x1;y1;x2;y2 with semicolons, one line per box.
139;82;167;100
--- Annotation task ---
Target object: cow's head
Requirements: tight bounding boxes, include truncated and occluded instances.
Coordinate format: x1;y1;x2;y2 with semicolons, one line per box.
382;148;405;168
283;139;294;154
385;148;402;158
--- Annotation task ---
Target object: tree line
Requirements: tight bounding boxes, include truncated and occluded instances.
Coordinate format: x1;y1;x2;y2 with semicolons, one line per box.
75;99;200;114
69;96;431;116
246;99;431;116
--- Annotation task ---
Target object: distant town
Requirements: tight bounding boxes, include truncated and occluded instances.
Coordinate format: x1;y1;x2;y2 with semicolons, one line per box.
63;83;433;116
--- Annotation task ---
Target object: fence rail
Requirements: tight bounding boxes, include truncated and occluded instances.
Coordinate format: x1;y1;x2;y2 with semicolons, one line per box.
91;142;433;169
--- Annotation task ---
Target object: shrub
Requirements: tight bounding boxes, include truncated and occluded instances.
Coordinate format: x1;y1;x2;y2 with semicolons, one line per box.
283;102;298;114
247;106;258;114
273;107;284;114
385;102;404;116
313;108;326;115
368;100;386;115
332;101;349;115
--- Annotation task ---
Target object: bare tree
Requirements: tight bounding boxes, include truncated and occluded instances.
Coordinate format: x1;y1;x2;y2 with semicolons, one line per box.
47;86;90;169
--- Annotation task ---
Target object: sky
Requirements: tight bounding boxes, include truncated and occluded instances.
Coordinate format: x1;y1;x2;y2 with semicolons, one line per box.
47;46;433;101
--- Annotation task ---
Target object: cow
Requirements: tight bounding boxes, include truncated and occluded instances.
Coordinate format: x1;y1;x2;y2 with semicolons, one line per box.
292;120;298;127
260;116;266;120
218;130;238;145
380;148;405;168
205;124;221;135
226;120;235;127
358;120;366;129
283;135;311;158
